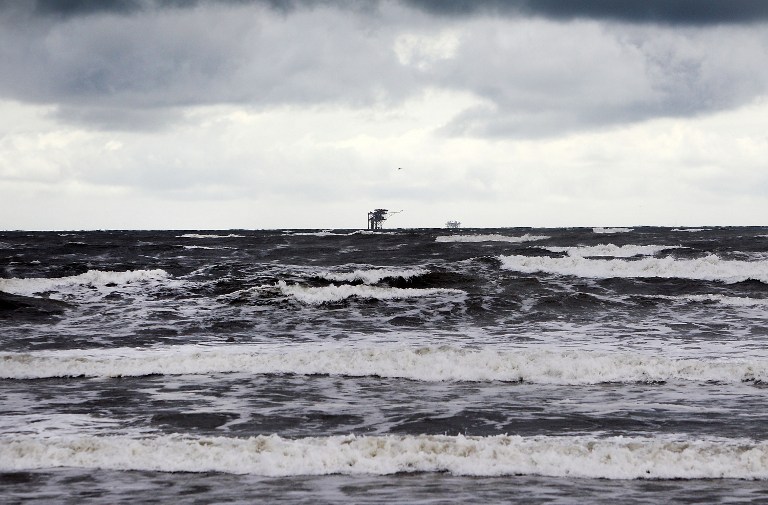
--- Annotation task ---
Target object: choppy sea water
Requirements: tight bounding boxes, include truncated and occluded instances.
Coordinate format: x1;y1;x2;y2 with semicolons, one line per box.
2;227;768;504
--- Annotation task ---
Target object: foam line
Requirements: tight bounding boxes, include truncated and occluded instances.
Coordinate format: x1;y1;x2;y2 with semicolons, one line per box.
3;433;768;479
435;234;549;243
178;234;245;238
593;228;633;234
2;345;766;383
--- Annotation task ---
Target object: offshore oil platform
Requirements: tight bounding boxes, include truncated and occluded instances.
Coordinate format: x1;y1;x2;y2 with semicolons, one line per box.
367;209;389;230
445;220;461;229
367;209;403;230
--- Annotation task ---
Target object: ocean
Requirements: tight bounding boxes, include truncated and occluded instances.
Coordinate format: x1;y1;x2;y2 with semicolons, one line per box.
2;226;768;504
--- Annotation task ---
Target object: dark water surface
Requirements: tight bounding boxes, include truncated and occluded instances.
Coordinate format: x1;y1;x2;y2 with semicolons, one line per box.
2;227;768;503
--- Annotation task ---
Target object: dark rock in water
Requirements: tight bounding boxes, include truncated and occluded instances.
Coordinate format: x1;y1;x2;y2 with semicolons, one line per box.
0;292;71;321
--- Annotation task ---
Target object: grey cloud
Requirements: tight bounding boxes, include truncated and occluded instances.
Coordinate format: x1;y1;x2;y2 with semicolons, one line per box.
51;105;186;131
1;1;767;138
0;3;417;129
426;20;768;137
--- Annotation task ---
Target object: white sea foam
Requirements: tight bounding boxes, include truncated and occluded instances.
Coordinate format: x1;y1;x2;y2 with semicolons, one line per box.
498;254;768;283
178;234;245;239
3;433;768;479
289;230;337;237
435;234;549;243
654;294;768;307
593;227;633;234
673;228;708;233
317;268;428;285
0;269;171;297
546;244;678;258
2;344;767;383
181;245;235;251
287;230;384;237
277;281;462;304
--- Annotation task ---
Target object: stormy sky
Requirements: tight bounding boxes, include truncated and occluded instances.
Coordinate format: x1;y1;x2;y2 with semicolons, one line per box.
1;0;767;229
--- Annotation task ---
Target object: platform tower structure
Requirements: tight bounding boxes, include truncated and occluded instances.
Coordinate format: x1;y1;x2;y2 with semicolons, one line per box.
367;209;389;230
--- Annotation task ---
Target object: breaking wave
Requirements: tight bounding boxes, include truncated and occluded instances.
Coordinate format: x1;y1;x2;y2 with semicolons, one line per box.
178;233;245;239
316;268;428;285
181;245;235;250
653;294;768;307
498;254;768;284
277;281;463;304
288;230;337;237
289;230;383;237
3;433;767;479
2;345;767;383
546;244;678;258
0;269;171;297
435;234;549;243
593;228;633;234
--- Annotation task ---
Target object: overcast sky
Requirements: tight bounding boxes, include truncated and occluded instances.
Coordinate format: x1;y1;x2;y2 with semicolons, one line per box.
1;0;767;230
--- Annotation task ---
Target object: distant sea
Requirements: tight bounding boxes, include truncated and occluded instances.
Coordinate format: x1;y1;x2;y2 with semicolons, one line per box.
3;227;768;504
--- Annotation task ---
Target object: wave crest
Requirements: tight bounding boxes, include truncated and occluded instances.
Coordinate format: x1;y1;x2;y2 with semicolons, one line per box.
277;281;463;304
316;268;429;285
0;269;171;297
498;254;768;284
546;244;678;258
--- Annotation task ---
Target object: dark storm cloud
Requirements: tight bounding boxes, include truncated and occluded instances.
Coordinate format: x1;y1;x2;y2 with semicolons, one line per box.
11;0;330;17
20;0;768;25
404;0;768;26
30;0;145;16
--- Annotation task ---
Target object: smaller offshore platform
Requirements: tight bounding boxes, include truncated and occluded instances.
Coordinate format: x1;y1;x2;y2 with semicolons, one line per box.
367;209;389;230
445;220;461;229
